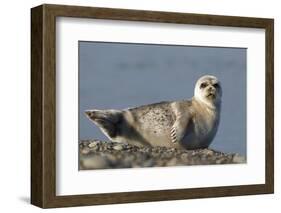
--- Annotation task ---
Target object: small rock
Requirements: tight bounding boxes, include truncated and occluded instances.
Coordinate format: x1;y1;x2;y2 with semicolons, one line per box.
113;144;124;151
203;149;214;156
88;141;99;148
180;153;189;160
81;147;90;155
215;159;225;164
166;158;178;166
232;154;246;163
142;159;155;167
81;155;109;169
105;153;117;162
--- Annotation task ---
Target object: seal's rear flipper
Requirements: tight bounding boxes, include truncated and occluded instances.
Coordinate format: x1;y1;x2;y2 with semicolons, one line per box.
84;109;122;139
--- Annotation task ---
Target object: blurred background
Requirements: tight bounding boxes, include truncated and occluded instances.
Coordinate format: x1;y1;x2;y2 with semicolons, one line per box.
79;41;246;156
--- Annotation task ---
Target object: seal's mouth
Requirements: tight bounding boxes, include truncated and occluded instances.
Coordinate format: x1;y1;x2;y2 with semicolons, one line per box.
206;93;216;98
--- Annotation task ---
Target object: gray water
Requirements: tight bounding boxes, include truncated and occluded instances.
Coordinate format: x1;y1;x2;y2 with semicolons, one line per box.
79;41;247;156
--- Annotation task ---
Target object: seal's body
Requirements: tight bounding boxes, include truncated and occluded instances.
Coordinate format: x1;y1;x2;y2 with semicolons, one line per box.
85;75;222;149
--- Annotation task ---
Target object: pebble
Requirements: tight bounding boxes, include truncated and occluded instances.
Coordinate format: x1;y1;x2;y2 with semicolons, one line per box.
142;159;155;167
113;144;123;151
180;153;189;160
88;141;99;148
81;155;109;169
232;154;246;163
81;147;90;155
166;158;178;166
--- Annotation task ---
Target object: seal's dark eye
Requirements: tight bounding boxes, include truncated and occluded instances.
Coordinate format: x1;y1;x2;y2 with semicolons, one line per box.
213;83;220;88
200;82;208;89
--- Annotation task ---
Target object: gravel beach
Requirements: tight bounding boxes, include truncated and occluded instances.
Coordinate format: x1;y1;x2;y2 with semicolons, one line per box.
79;140;246;170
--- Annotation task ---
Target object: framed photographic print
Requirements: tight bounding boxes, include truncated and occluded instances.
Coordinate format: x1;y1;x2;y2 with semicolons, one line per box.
31;4;274;208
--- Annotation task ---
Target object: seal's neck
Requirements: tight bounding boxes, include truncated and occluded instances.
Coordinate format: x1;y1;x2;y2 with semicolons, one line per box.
193;97;221;112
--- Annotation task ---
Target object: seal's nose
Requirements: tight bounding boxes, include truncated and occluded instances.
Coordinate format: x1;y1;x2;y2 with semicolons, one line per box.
208;86;216;93
85;110;93;117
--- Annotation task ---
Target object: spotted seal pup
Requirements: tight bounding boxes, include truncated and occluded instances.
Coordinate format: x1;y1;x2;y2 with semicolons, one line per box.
85;75;222;149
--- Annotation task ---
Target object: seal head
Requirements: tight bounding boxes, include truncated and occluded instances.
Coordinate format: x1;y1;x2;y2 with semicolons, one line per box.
194;75;222;109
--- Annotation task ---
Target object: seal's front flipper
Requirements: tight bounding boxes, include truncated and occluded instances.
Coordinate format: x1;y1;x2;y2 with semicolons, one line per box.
85;109;122;139
170;116;190;144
